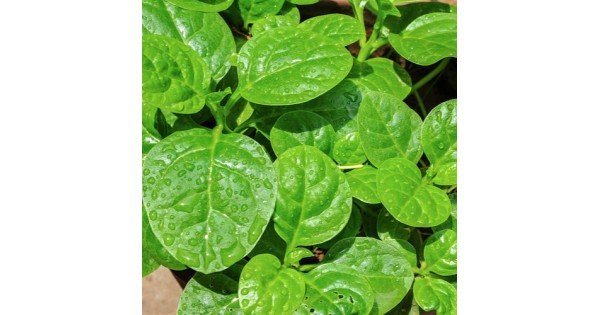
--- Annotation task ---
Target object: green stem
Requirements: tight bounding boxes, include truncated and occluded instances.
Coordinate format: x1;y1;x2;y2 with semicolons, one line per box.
352;5;367;46
411;58;450;92
414;90;427;118
206;99;225;129
223;87;242;117
233;119;254;133
338;164;364;170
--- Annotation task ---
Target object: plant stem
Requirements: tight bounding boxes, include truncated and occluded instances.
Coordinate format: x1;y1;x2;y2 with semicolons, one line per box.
411;58;450;92
352;5;367;46
233;119;254;133
414;90;427;118
223;87;242;117
205;99;225;129
338;164;364;170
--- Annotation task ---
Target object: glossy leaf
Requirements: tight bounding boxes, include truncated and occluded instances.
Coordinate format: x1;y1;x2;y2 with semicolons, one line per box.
142;128;277;273
388;13;457;66
238;254;305;314
413;277;457;315
279;2;301;22
142;104;162;155
251;14;298;37
377;208;411;242
142;0;236;82
377;158;451;227
297;264;375;315
325;237;414;314
345;165;380;204
237;0;285;27
287;0;318;4
273;145;352;248
270;111;336;157
143;207;161;277
347;58;412;101
357;91;422;166
379;2;453;39
298;14;365;46
178;268;243;314
248;221;286;261
318;205;362;249
237;27;353;105
167;0;234;12
432;193;457;233
142;34;211;114
332;131;367;165
143;206;187;270
422;99;457;185
423;229;457;276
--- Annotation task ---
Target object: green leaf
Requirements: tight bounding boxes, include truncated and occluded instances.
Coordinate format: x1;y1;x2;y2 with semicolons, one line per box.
345;165;380;204
388;12;457;66
413;277;457;315
142;104;162;155
422;99;457;185
273;145;352;249
270;111;336;157
298;14;365;46
237;27;353;105
379;2;453;39
143;206;187;270
142;128;277;273
177;267;243;314
166;0;234;12
347;58;412;101
238;254;305;314
142;34;211;114
423;229;457;276
432;193;457;233
251;14;298;37
285;247;314;266
357;91;422;166
279;2;301;22
143;207;161;277
237;0;286;27
324;237;414;314
287;0;318;5
332;131;367;165
377;208;411;242
377;158;451;227
248;221;286;261
317;205;362;249
297;264;375;315
142;0;236;82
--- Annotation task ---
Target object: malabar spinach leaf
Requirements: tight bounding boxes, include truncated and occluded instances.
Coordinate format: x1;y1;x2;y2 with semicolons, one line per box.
422;99;457;185
423;229;457;276
345;165;380;204
413;277;457;315
270;111;336;157
167;0;234;12
177;265;244;314
298;14;365;46
237;0;286;28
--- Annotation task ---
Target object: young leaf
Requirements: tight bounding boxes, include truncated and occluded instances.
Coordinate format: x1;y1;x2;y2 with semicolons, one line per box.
345;165;380;204
422;99;457;185
423;229;457;276
238;254;305;314
251;14;298;37
177;268;243;314
142;0;236;82
388;12;457;66
273;145;352;249
357;91;423;166
413;277;457;315
270;111;336;157
166;0;234;12
237;0;286;27
237;26;353;105
297;264;375;315
142;128;277;273
143;206;187;270
142;34;212;114
377;158;451;227
317;205;362;249
298;14;365;46
332;131;367;165
347;58;412;101
324;237;414;314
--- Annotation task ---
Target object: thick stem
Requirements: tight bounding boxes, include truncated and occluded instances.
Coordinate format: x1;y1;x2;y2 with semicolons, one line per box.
206;99;224;129
411;58;451;92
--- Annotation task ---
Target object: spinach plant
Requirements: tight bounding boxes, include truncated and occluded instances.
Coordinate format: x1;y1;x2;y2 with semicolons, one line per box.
142;0;457;314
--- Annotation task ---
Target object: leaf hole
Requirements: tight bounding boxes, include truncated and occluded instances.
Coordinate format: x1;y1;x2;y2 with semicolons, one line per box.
310;309;315;313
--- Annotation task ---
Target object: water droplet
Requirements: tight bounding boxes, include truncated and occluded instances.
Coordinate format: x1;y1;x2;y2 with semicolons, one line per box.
226;188;233;197
177;170;187;177
147;177;156;184
163;234;175;246
241;205;248;212
184;162;195;171
241;288;250;295
241;299;250;306
149;210;157;220
168;223;176;230
143;169;150;175
437;143;445;149
263;180;273;189
176;248;199;267
164;179;172;186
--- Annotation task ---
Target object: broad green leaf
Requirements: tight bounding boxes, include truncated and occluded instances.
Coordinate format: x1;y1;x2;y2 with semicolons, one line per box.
298;14;365;46
377;208;411;242
248;221;286;261
389;13;457;66
424;229;457;276
379;2;453;39
332;131;367;165
142;34;211;114
287;0;318;5
318;205;362;249
279;2;301;22
143;206;187;270
392;239;418;269
142;128;277;273
270;111;336;157
285;247;314;266
143;207;161;277
347;58;412;100
377;158;451;227
413;277;457;315
177;267;243;314
251;14;298;37
167;0;234;12
237;0;285;27
273;145;352;248
357;91;422;166
432;193;457;233
238;254;305;314
142;104;162;155
345;165;380;204
422;99;457;185
142;0;236;82
237;26;353;105
296;264;375;315
325;237;414;314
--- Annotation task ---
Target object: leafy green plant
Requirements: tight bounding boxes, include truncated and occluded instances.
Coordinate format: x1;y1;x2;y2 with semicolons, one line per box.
142;0;457;314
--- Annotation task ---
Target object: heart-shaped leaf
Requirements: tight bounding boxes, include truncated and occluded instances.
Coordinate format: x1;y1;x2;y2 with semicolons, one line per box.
142;34;212;114
298;14;365;46
142;128;277;273
167;0;234;12
238;254;305;314
424;229;457;276
413;277;457;315
273;145;352;249
270;111;336;157
357;91;422;167
377;158;450;227
237;26;353;105
345;165;380;204
422;99;457;185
